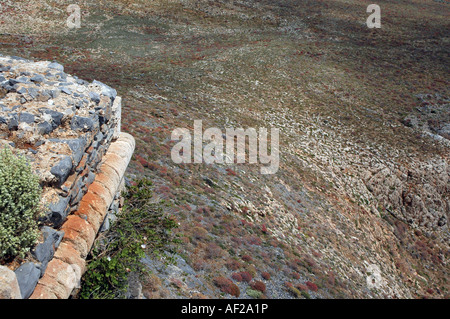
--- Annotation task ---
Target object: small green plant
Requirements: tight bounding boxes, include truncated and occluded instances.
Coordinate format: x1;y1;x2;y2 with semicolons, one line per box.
0;147;41;261
246;288;263;299
301;290;311;299
287;285;302;298
79;179;180;299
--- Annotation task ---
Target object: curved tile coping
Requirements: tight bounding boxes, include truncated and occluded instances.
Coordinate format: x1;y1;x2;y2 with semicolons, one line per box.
29;133;135;299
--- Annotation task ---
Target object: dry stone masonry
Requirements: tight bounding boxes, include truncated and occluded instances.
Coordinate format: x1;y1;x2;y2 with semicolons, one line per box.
0;55;135;299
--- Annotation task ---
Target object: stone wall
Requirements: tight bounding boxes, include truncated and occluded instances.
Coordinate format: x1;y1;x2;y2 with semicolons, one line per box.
0;55;134;299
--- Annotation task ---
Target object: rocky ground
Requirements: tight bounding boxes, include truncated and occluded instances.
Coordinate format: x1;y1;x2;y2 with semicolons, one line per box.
0;0;448;299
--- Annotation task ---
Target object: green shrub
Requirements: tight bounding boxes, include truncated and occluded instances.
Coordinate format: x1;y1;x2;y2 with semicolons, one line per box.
79;178;180;299
247;288;263;299
0;147;41;261
301;290;311;299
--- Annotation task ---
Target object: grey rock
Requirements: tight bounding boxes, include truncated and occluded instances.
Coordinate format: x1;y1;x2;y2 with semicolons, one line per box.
0;266;22;299
87;149;98;165
10;56;30;62
17;76;29;83
70;178;86;205
125;272;143;299
15;262;40;299
75;100;84;109
65;138;87;166
27;87;39;99
50;156;73;186
55;72;67;80
37;91;51;102
48;61;64;72
8;78;27;85
30;74;45;83
19;112;35;124
86;171;96;185
99;112;110;126
100;211;118;233
89;91;100;104
94;131;104;142
66;99;75;107
37;121;53;135
49;89;60;99
8;117;18;131
93;80;117;100
2;83;17;92
32;226;64;275
60;87;72;95
39;108;64;127
70;115;94;132
17;87;27;95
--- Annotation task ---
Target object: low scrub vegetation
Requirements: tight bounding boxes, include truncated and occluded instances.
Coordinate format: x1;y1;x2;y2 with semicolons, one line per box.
0;147;41;261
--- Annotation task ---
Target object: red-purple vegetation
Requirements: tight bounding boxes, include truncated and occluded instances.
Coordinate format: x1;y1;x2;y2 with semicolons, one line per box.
250;280;266;293
213;276;240;297
261;271;271;280
306;281;318;292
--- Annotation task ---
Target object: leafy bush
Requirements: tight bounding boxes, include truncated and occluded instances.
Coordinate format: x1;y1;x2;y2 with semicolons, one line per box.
0;147;41;261
79;179;180;299
246;288;263;299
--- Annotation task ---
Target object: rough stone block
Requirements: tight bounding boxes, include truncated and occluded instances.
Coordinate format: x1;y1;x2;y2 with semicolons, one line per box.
14;262;41;299
50;156;73;186
32;226;64;275
0;266;21;299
